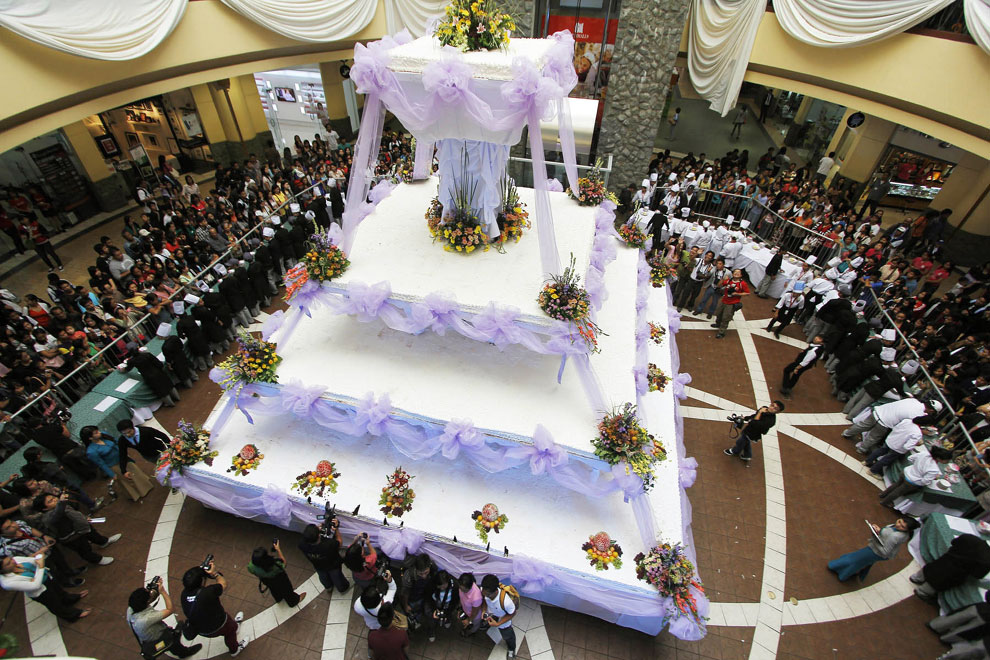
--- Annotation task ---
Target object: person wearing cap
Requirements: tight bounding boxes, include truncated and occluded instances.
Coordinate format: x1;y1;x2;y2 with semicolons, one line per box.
842;397;941;453
766;284;806;338
719;235;742;269
633;180;650;208
864;415;928;478
780;335;823;398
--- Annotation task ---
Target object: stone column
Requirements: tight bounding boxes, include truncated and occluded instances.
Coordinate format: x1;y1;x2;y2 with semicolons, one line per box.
502;0;536;37
598;0;690;191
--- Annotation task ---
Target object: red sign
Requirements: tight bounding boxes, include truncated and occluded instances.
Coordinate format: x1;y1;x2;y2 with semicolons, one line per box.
544;15;618;44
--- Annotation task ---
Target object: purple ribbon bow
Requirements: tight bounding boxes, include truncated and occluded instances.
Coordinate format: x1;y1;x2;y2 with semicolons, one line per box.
501;59;563;122
261;310;285;341
378;526;425;560
261;485;292;528
279;379;326;418
350;39;395;96
353;393;392;437
438;419;484;459
410;293;460;335
672;372;692;400
546;178;564;193
526;425;568;475
510;556;556;594
423;47;475;104
344;281;392;322
472;303;522;350
369;180;396;205
610;463;645;502
667;307;681;333
292;279;324;318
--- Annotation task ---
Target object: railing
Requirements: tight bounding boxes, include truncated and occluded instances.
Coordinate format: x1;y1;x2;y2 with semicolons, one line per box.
506;153;614;190
0;180;326;455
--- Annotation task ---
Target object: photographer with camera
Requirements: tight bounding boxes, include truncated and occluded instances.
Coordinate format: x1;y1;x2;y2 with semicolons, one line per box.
298;507;349;594
180;558;248;657
480;574;519;659
367;602;410;660
425;570;457;643
355;574;400;631
456;573;484;636
247;539;307;607
127;576;203;658
724;401;784;462
711;268;750;339
398;553;437;631
344;532;380;592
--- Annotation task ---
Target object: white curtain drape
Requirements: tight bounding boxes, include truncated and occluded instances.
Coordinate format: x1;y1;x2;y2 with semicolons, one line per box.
687;0;765;117
384;0;447;38
0;0;186;61
772;0;955;47
965;0;990;54
219;0;377;43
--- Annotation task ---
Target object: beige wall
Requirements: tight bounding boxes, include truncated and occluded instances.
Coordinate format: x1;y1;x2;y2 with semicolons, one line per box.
830;115;897;183
0;0;388;153
933;152;990;235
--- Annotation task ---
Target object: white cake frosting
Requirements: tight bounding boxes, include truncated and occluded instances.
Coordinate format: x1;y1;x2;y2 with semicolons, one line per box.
388;35;557;80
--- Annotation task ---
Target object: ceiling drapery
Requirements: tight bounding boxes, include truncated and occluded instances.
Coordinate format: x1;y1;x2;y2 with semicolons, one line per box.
218;0;377;43
771;0;956;48
384;0;449;38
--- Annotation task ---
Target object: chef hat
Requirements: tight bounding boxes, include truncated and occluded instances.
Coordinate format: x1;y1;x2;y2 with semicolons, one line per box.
138;228;151;237
880;347;897;362
828;257;842;267
881;329;897;341
650;173;658;182
850;257;864;268
238;260;246;267
806;255;817;264
214;264;227;276
668;173;678;182
156;323;171;338
138;346;149;354
702;220;710;228
183;293;200;305
681;207;691;217
197;281;210;293
726;215;735;223
901;359;919;375
705;167;712;172
263;227;275;238
304;210;316;220
271;217;281;226
792;281;806;292
641;179;650;188
580;49;597;67
853;300;866;312
289;203;301;213
671;184;680;192
172;301;184;315
687;172;696;179
740;220;751;229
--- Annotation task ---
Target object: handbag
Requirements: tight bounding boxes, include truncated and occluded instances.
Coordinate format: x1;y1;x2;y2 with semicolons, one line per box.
128;613;177;659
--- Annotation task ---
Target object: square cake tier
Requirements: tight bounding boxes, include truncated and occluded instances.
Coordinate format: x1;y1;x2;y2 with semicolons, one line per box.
388;36;557;81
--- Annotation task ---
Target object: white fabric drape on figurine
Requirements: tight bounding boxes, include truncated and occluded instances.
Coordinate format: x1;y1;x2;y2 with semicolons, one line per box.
687;0;765;117
384;0;447;38
219;0;377;42
965;0;990;55
772;0;956;47
0;0;186;60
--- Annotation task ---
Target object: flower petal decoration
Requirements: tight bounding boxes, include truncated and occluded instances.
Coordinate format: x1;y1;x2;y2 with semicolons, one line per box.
438;418;484;459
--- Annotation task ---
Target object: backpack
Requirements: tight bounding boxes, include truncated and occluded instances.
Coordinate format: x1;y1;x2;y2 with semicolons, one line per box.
498;584;521;612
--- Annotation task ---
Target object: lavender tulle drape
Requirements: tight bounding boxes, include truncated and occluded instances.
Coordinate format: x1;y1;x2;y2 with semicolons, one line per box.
344;29;583;276
412;138;435;180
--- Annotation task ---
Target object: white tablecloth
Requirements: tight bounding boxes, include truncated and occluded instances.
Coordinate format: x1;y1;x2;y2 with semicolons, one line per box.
734;243;803;298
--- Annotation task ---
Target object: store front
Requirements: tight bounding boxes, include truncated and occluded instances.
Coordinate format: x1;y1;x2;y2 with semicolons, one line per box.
253;67;331;152
875;127;963;210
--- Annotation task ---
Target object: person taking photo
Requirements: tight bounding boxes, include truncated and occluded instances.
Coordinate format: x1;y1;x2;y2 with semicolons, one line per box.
724;401;784;462
127;576;203;658
180;560;248;656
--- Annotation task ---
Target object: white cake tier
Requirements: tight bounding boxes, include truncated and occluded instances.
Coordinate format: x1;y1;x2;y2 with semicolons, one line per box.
337;178;593;322
388;36;557;81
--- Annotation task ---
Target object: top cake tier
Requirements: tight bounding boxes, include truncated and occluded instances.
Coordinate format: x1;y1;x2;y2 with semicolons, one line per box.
388;36;558;81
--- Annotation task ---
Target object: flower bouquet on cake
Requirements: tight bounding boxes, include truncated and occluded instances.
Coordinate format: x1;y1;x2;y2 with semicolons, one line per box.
433;0;514;52
649;322;666;345
634;541;706;626
537;254;603;352
156;419;219;486
472;503;508;543
492;177;530;249
431;178;490;254
284;230;350;301
215;329;281;394
582;532;623;571
617;222;647;249
567;159;617;207
647;253;671;287
591;403;666;491
227;444;264;476
379;467;416;518
647;364;669;392
292;460;341;498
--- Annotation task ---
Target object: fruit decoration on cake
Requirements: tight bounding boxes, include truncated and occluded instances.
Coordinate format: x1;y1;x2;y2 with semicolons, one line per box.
649;322;666;345
472;502;509;543
379;467;416;518
581;531;623;571
227;444;264;476
292;459;341;498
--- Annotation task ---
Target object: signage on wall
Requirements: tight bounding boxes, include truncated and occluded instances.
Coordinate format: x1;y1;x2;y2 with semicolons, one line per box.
543;15;619;103
846;112;865;128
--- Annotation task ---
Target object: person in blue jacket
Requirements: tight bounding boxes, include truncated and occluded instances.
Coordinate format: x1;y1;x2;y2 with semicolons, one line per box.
80;426;154;501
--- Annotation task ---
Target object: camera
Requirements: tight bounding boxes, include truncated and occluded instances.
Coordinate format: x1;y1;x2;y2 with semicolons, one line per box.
727;413;747;429
317;503;338;539
374;554;391;580
146;576;161;591
200;553;214;572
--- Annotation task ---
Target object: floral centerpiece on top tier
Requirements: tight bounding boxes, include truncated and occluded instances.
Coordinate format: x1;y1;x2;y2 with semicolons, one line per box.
292;460;341;498
227;444;264;476
156;419;218;486
592;403;666;491
379;467;416;518
214;329;281;393
634;541;706;627
617;222;647;249
492;177;530;248
647;364;669;392
430;176;491;254
647;252;671;287
567;159;618;207
472;502;508;543
582;531;623;571
649;322;666;345
537;254;602;352
433;0;515;52
284;230;351;301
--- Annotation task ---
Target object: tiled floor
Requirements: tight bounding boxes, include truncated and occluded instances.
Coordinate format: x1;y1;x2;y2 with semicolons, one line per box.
1;227;956;660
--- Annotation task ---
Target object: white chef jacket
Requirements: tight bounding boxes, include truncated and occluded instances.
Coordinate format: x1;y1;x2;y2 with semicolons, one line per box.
903;452;940;486
720;241;742;266
884;419;922;453
875;398;925;428
776;292;805;310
